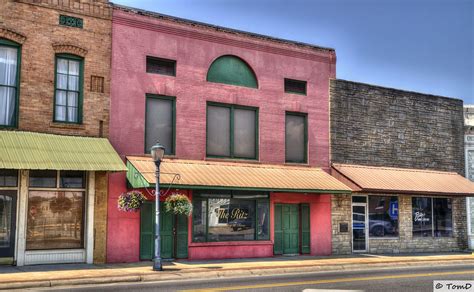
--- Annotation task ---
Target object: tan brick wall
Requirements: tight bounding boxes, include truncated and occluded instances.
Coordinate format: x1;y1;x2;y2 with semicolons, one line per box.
331;194;468;254
93;171;108;263
0;0;112;137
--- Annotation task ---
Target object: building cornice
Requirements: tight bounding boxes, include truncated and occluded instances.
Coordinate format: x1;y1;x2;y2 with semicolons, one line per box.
14;0;112;20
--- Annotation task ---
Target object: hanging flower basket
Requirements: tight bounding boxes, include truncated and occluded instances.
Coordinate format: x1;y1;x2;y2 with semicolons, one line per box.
164;193;193;216
117;190;146;212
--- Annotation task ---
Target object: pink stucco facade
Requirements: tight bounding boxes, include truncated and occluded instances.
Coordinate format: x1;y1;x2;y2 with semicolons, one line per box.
107;8;336;263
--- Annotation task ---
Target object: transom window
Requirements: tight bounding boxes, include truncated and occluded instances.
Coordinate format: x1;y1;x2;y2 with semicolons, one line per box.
54;54;83;123
206;103;258;159
0;39;20;128
146;56;176;76
285;112;307;163
284;78;307;95
207;55;258;88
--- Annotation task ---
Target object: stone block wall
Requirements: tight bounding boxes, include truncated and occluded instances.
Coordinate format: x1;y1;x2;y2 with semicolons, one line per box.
330;79;465;175
93;172;108;263
331;194;468;254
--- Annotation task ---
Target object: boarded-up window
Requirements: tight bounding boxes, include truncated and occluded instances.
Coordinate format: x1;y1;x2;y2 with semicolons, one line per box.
285;113;307;163
145;95;175;155
90;75;104;93
284;78;307;95
146;56;176;76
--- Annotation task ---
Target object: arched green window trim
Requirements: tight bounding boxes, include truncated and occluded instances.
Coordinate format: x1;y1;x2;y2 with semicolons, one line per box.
0;38;21;128
207;55;258;89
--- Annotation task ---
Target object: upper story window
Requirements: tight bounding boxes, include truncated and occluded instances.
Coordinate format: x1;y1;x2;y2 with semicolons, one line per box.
207;55;258;89
0;39;20;128
284;78;307;95
146;56;176;77
54;54;83;124
145;94;175;155
285;112;307;163
207;103;258;159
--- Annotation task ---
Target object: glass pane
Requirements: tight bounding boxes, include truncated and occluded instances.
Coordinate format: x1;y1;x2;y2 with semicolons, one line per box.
352;205;366;229
0;46;18;86
68;75;79;91
433;198;452;237
68;60;80;76
207;106;230;157
57;58;68;74
55;105;66;122
26;191;84;250
67;106;78;123
285;114;306;162
208;198;255;241
352;196;367;203
0;194;13;248
60;171;85;188
257;200;269;240
56;90;67;105
67;91;78;107
145;98;174;155
233;108;256;158
192;199;207;242
352;204;366;251
368;196;399;237
0;86;16;126
56;74;68;90
412;197;433;237
0;169;18;187
29;170;57;188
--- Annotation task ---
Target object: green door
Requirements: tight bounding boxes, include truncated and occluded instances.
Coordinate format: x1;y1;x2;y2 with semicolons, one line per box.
274;204;301;255
140;201;188;260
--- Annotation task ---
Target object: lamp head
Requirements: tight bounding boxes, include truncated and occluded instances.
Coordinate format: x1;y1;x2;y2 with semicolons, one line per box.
151;142;166;162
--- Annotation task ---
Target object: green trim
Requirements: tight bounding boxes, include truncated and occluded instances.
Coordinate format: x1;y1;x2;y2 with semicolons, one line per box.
206;55;258;89
0;38;21;129
144;94;176;155
53;54;84;124
284;78;307;95
126;161;151;188
285;111;308;164
206;102;259;160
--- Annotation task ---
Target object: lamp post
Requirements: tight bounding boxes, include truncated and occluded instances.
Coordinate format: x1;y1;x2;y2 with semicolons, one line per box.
151;142;165;271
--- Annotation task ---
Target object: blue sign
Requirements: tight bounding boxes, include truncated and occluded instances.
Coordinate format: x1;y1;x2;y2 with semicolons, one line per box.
389;201;399;219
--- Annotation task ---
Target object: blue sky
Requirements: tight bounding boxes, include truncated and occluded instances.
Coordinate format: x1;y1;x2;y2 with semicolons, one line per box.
113;0;474;103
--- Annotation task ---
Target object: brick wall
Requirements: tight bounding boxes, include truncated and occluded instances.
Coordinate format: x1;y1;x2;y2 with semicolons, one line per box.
0;0;112;137
331;194;467;254
330;79;465;175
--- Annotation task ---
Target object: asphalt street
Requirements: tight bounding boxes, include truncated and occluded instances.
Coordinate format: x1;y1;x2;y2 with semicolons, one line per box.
34;264;474;292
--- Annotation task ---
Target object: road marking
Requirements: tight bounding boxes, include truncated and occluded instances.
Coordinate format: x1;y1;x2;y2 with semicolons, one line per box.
180;270;474;292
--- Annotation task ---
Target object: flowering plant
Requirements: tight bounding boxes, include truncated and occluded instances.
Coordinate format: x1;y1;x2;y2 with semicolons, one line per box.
164;193;193;216
117;190;146;212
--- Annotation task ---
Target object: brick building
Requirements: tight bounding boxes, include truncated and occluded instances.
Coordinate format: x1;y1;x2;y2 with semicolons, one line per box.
107;5;350;263
330;79;473;254
0;0;124;265
463;105;474;250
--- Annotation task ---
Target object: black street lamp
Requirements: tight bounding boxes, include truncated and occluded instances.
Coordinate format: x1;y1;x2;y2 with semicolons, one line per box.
151;142;165;271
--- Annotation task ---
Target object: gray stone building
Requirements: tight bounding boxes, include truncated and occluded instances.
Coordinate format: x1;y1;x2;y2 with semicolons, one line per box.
463;105;474;250
330;79;473;254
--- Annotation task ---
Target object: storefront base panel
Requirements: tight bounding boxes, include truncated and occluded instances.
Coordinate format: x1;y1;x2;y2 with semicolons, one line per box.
188;242;273;260
24;249;86;265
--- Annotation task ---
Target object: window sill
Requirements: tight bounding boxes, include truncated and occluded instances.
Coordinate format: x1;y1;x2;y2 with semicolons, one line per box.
189;241;272;247
50;122;85;130
205;157;261;164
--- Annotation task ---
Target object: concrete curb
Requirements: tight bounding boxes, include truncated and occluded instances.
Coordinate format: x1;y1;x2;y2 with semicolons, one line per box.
0;259;473;290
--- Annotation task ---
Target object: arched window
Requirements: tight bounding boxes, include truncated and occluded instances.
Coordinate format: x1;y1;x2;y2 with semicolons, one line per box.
207;55;258;89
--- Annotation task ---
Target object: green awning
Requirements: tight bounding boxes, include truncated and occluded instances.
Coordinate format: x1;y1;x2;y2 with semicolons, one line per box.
0;131;126;171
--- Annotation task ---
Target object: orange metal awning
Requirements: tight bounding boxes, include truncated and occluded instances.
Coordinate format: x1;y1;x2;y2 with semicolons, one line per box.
332;163;474;196
126;156;352;193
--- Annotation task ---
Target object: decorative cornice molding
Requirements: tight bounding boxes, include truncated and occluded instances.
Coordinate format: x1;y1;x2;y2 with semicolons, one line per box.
0;26;27;44
15;0;112;20
113;15;333;64
52;43;88;57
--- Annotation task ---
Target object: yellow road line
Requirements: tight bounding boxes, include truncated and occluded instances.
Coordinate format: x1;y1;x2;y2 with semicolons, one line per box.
180;270;474;292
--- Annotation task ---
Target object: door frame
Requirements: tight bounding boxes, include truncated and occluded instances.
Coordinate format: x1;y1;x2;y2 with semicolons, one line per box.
351;195;368;253
0;190;17;259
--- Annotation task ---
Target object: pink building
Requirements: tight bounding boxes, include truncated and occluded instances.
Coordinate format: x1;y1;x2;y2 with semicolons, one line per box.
107;5;351;263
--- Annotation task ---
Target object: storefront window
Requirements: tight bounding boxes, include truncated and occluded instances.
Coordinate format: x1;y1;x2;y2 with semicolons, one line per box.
192;191;269;242
0;169;17;187
433;198;452;237
368;196;399;237
412;197;433;237
26;170;86;250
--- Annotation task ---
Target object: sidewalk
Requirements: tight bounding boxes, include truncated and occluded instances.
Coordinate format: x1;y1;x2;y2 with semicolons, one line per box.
0;252;472;290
